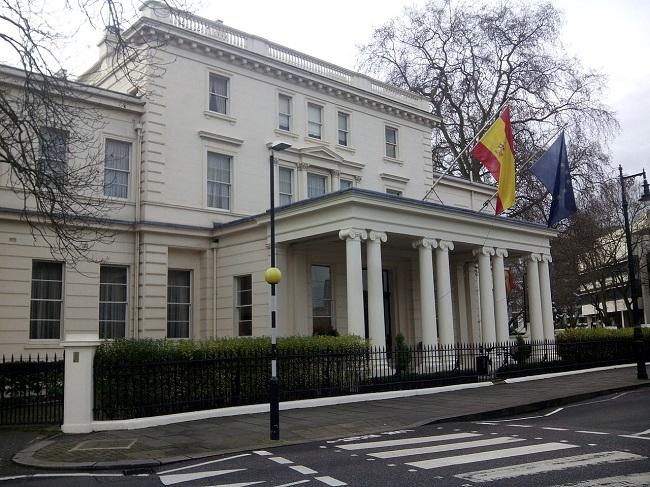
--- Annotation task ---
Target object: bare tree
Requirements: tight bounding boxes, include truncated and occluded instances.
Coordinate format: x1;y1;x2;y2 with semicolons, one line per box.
358;0;618;221
0;0;184;264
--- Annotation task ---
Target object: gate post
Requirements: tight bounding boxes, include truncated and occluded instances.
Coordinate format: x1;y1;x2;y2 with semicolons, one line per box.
61;332;100;434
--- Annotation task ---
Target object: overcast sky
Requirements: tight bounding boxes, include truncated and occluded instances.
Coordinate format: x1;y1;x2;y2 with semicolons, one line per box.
13;0;650;177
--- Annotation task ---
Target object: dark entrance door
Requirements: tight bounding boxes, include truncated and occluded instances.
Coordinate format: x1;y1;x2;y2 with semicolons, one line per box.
363;269;393;350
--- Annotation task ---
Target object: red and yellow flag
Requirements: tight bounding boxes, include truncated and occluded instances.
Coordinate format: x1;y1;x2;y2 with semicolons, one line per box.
470;106;516;214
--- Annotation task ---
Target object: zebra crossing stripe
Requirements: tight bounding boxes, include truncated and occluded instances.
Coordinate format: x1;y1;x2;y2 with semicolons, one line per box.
549;471;650;487
405;442;577;469
159;469;245;486
456;451;647;483
369;437;524;459
338;432;480;450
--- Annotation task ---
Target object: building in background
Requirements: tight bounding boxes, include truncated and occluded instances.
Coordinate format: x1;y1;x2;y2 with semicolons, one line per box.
0;1;557;355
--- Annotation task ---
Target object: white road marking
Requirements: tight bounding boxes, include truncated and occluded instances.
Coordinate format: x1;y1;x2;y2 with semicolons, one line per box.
406;442;577;469
575;430;609;435
273;481;311;487
338;433;480;450
542;427;569;431
549;472;650;486
506;424;532;428
0;473;126;481
254;450;273;456
619;434;650;441
456;451;646;483
269;457;293;465
631;426;650;436
290;465;318;475
205;483;265;487
160;469;244;486
315;476;347;486
159;454;251;474
369;437;524;459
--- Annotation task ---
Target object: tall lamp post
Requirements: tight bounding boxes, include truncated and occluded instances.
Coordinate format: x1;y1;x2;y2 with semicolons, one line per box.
266;141;291;440
618;165;649;380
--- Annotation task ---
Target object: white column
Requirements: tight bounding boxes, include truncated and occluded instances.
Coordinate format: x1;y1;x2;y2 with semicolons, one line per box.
61;332;100;434
527;253;544;342
332;169;341;191
339;228;367;338
642;281;650;324
492;248;510;343
366;231;387;348
539;254;555;341
436;240;455;345
474;247;496;343
413;238;438;347
298;162;309;200
456;263;469;343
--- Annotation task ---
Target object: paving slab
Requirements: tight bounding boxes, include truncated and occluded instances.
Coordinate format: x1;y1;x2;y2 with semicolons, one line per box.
9;365;649;470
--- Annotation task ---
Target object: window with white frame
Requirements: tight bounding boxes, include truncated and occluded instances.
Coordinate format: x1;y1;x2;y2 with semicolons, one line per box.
337;112;349;146
386;188;402;196
30;261;63;340
307;103;323;139
207;152;231;210
99;266;127;339
39;128;68;182
209;73;229;114
307;172;327;198
279;167;293;205
104;139;130;198
385;126;398;159
311;265;333;335
235;275;252;336
167;270;191;338
340;178;353;190
278;94;292;131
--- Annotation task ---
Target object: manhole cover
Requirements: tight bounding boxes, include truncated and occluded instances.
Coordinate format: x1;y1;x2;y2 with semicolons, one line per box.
69;439;137;451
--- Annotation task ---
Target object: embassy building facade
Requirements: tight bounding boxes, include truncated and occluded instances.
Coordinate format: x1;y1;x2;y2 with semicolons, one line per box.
0;2;557;355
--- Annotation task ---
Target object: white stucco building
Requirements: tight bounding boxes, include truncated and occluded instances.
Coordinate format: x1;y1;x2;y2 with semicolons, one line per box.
0;2;557;356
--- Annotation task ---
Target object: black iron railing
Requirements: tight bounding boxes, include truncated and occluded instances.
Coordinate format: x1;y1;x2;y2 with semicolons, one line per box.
0;354;64;425
93;338;646;421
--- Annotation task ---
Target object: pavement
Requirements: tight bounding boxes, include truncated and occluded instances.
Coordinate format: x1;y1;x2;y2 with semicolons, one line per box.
7;365;650;471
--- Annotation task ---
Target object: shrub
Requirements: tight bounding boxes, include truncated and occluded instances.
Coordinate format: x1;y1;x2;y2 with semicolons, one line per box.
509;335;532;364
555;327;650;363
394;333;411;375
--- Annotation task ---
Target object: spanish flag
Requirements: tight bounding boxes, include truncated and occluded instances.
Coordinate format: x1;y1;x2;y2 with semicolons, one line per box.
470;107;516;214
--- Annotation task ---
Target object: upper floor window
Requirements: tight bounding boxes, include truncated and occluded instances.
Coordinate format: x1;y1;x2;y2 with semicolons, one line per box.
167;270;191;338
385;126;398;159
279;167;293;206
104;139;130;198
30;261;63;340
235;275;253;336
307;173;327;198
278;94;292;131
337;112;349;146
340;178;353;190
207;152;231;210
99;266;127;339
40;128;68;182
307;103;323;140
209;73;229;114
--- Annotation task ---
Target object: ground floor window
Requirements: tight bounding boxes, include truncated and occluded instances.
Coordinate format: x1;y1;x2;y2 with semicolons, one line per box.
311;264;333;335
99;266;127;339
30;261;63;340
236;275;252;336
167;270;191;338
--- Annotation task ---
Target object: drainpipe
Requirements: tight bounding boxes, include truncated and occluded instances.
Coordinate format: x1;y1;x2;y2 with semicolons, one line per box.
211;241;218;338
133;121;144;339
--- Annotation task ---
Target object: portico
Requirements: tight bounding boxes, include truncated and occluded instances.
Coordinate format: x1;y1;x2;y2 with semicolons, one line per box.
213;188;558;345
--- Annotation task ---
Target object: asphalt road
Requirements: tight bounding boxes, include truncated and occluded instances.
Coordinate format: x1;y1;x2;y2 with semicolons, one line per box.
2;388;649;486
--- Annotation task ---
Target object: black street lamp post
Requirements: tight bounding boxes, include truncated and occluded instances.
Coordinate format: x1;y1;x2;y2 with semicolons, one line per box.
266;141;291;440
618;165;649;380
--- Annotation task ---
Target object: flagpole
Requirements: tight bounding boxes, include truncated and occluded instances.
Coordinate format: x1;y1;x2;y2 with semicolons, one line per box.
423;99;510;202
478;126;567;212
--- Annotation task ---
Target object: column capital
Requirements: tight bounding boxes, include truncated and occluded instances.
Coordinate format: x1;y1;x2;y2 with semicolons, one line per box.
297;162;310;171
541;254;552;263
473;246;495;257
331;169;341;177
412;238;437;250
438;240;455;252
368;230;388;243
494;248;509;258
339;228;367;241
353;175;362;183
528;252;542;263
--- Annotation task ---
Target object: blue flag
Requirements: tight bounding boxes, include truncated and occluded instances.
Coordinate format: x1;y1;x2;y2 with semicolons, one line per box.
530;132;577;227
